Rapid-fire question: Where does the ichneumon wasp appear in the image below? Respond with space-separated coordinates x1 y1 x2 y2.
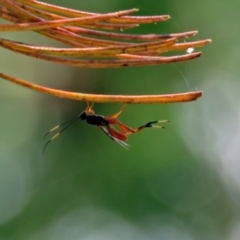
43 103 169 153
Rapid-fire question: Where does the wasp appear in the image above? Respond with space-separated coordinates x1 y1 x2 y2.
43 103 169 152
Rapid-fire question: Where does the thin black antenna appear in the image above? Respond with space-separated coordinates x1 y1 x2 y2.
43 117 79 154
44 117 78 140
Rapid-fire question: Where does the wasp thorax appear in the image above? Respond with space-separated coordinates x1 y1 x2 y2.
79 111 87 120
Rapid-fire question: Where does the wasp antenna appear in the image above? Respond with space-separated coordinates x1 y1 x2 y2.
44 125 60 140
44 117 78 140
43 134 59 155
43 117 79 154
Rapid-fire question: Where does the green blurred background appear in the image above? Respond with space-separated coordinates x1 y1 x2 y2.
1 0 240 239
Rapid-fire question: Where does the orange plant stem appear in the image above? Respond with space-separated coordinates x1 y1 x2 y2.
0 72 202 103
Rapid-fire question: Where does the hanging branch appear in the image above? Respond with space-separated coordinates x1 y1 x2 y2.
0 72 202 103
0 0 211 103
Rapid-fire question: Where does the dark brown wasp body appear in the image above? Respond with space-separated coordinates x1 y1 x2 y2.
43 103 168 152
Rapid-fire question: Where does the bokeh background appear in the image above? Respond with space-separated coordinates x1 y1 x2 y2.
1 0 240 239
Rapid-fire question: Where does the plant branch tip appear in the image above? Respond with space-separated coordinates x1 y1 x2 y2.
159 15 170 20
184 31 198 37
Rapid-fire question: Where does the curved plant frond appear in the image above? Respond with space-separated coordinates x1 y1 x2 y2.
0 72 202 103
0 0 211 103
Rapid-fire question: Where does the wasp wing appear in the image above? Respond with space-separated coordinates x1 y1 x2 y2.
98 126 129 149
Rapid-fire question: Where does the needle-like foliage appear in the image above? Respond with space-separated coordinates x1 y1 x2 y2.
0 0 211 103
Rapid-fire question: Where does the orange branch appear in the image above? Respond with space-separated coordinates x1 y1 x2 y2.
0 72 202 103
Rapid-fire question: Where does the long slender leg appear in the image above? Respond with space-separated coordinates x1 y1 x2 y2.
108 104 128 119
107 119 169 136
105 117 168 139
89 102 94 110
85 102 95 114
125 120 169 135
